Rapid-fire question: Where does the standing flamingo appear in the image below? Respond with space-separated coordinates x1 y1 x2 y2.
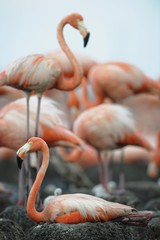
81 62 160 108
0 13 90 137
73 103 154 192
16 137 152 225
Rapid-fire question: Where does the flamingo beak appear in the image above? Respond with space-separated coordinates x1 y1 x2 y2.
84 32 90 47
17 155 23 169
78 20 90 47
16 142 33 169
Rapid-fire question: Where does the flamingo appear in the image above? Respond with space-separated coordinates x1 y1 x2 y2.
16 137 152 225
73 103 154 192
81 62 160 108
0 13 90 137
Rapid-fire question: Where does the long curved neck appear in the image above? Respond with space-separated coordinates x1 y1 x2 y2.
26 142 49 222
43 125 83 148
81 77 104 108
55 17 83 90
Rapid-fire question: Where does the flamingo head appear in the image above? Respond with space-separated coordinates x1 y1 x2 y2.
16 137 46 169
67 13 90 47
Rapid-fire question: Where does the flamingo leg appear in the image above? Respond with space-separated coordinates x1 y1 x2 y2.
17 164 25 206
25 92 30 139
98 151 109 192
118 148 126 192
35 93 42 137
25 92 33 199
106 151 114 182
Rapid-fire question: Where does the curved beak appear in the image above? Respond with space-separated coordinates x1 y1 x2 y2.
78 20 90 47
16 142 32 169
17 155 23 169
84 32 90 47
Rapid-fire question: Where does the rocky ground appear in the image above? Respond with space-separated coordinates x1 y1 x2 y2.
0 152 160 240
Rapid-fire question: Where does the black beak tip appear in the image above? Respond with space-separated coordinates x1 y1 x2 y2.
17 155 23 169
84 32 90 47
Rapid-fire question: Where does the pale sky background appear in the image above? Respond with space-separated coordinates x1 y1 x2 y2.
0 0 160 78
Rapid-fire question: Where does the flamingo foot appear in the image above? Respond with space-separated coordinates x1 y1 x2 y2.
119 211 153 227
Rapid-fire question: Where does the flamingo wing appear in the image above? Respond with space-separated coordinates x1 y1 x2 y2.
45 193 134 223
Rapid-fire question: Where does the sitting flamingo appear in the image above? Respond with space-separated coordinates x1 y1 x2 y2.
16 137 152 225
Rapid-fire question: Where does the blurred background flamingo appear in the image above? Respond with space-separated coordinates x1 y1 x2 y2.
73 103 154 193
80 62 160 109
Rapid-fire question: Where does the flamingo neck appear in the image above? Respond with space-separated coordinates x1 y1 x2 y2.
26 142 49 222
55 17 83 90
122 133 154 151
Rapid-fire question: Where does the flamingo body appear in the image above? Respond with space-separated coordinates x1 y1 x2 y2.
83 62 160 108
73 104 136 150
42 193 134 223
2 55 62 93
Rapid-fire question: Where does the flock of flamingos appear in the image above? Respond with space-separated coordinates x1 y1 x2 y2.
0 12 160 226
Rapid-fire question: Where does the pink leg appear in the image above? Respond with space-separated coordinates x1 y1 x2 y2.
118 149 126 192
35 93 42 137
97 151 109 192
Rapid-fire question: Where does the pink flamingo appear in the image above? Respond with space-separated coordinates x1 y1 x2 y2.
73 103 154 192
16 137 152 225
81 62 160 108
0 13 90 137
